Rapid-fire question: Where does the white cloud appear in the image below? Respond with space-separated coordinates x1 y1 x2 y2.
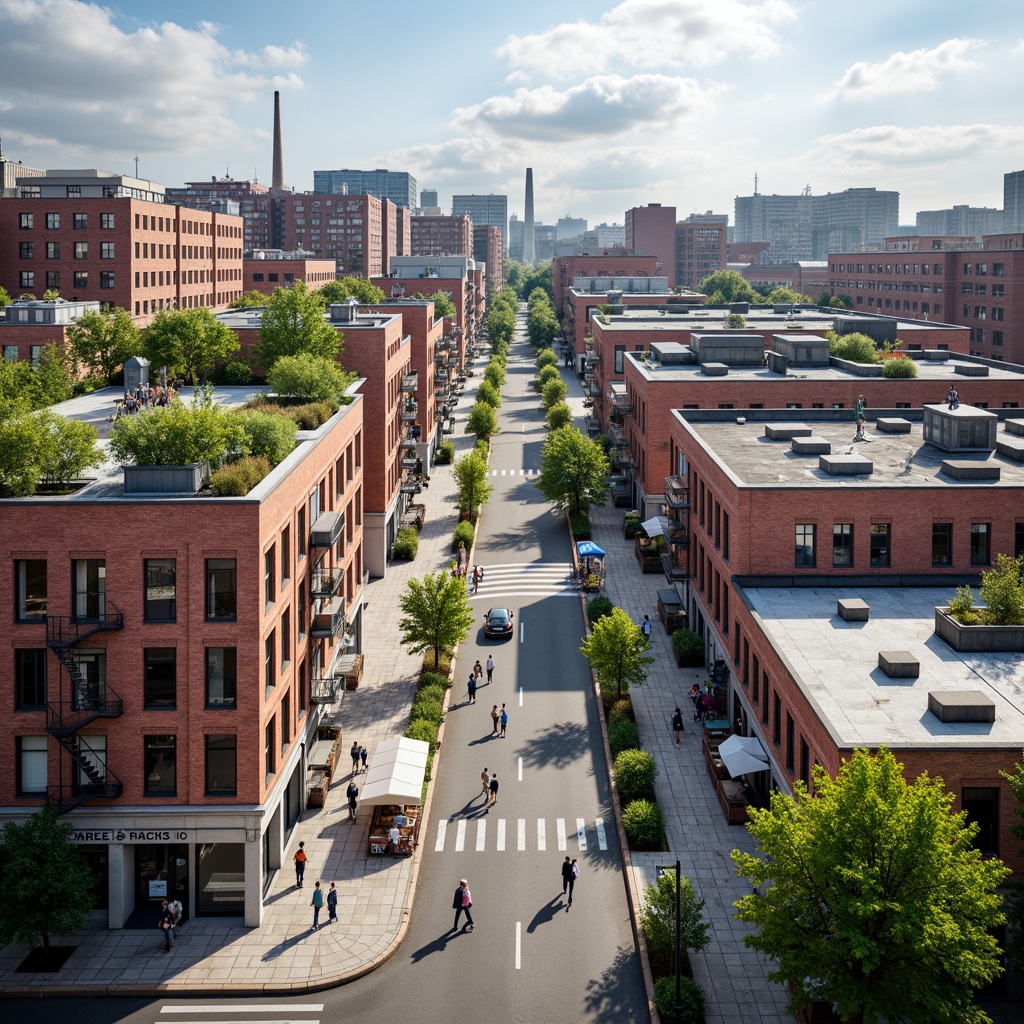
453 74 718 141
0 0 305 162
833 39 983 101
497 0 797 80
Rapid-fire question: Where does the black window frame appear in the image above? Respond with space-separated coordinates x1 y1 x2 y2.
870 523 891 568
795 523 816 568
143 647 177 710
205 558 237 621
205 647 237 709
970 523 991 566
205 734 237 796
143 558 177 623
932 523 953 567
15 648 48 711
143 734 177 796
833 523 853 568
14 559 47 622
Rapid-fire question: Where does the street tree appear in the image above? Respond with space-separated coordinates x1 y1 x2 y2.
318 278 386 306
252 282 341 371
476 379 501 408
1000 753 1024 969
142 306 240 385
545 401 572 430
732 746 1009 1024
541 376 568 410
398 570 475 669
487 304 516 349
535 425 609 515
639 870 711 958
0 803 96 959
452 450 492 520
466 400 498 441
229 289 271 308
580 606 654 699
66 307 141 384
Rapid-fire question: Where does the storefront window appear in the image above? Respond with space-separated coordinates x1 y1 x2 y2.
197 843 245 916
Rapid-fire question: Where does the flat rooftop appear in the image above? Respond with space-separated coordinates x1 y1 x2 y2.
743 585 1024 750
215 308 397 331
683 415 1024 488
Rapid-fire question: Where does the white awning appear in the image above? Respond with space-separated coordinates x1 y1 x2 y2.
717 733 770 778
357 736 430 805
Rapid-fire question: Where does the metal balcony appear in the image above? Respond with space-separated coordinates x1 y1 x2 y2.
614 446 636 469
660 551 691 585
311 595 346 639
311 676 343 705
400 372 418 392
310 568 343 599
436 370 450 382
401 402 419 421
399 435 418 450
608 390 634 414
434 351 446 363
607 425 626 447
401 452 419 470
401 478 423 495
664 475 690 510
310 510 344 548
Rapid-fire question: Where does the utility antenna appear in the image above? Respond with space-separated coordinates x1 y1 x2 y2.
134 154 139 177
753 172 759 196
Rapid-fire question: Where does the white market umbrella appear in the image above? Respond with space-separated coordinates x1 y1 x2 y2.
641 516 668 538
717 733 770 778
357 736 429 805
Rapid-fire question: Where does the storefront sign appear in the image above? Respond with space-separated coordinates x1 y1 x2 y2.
148 880 168 898
68 829 192 844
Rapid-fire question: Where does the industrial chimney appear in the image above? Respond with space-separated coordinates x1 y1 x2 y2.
523 167 536 266
272 91 284 193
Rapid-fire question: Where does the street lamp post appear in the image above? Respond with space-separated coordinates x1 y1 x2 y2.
657 860 684 1020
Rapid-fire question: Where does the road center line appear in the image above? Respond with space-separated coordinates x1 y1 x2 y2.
519 686 523 707
518 756 523 781
515 921 522 969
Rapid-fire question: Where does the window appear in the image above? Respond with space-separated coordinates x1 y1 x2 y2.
143 735 176 796
205 648 237 708
100 242 115 260
46 242 59 259
970 523 990 566
932 523 953 567
870 524 890 568
205 734 237 795
143 558 176 622
1016 523 1024 560
265 632 275 691
143 648 176 709
773 693 781 745
100 271 115 289
785 714 794 772
20 271 35 289
795 524 816 567
281 608 291 667
614 345 625 374
101 212 115 229
74 735 106 793
282 693 291 748
265 719 276 779
15 559 47 620
72 559 105 621
762 678 769 724
281 526 291 584
19 213 34 229
46 271 60 290
74 271 88 288
15 649 47 710
298 506 306 559
74 241 87 260
264 546 275 606
297 582 306 641
19 241 33 258
46 213 59 229
800 739 810 786
962 787 999 857
17 736 48 795
206 559 236 620
74 213 87 229
833 524 853 568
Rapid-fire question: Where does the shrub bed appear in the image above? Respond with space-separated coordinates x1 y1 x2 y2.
410 693 444 726
452 520 475 552
208 455 272 496
405 717 438 752
653 976 705 1024
622 798 666 850
570 512 592 539
586 595 614 624
608 718 641 757
614 748 658 802
607 698 634 724
419 670 452 691
435 440 455 464
392 526 419 560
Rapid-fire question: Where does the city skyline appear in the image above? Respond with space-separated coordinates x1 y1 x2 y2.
2 0 1024 228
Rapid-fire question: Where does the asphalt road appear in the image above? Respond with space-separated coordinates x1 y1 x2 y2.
3 318 648 1024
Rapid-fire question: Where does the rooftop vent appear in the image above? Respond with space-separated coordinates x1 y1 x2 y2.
927 690 995 723
819 453 873 476
922 404 997 453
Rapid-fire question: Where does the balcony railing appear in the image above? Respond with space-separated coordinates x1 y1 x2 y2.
310 510 344 548
664 475 690 510
310 568 343 599
399 435 418 449
608 390 634 414
401 402 419 421
400 372 418 392
311 595 346 639
311 676 343 705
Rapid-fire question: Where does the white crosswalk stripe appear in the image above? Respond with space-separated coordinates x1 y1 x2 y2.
497 818 506 851
576 818 588 851
468 561 576 601
537 818 546 851
517 818 526 851
455 819 467 852
435 820 447 852
476 819 486 851
556 817 567 851
491 468 539 476
596 817 608 851
430 817 606 854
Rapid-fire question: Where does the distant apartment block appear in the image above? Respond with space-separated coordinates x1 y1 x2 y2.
676 214 727 292
312 169 417 210
556 216 587 240
1004 170 1024 233
916 206 1004 240
243 251 336 295
625 205 678 286
473 225 503 294
451 194 508 251
734 193 812 263
410 215 474 258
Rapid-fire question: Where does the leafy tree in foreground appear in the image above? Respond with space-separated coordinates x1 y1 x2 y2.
0 285 11 306
466 400 498 441
267 352 351 402
318 277 386 306
427 289 456 320
142 306 240 385
66 307 141 384
0 803 96 957
1001 753 1024 969
580 607 653 699
36 411 105 487
640 870 711 957
229 289 271 308
398 571 475 669
476 379 501 408
252 282 341 371
697 269 759 305
535 425 609 516
732 746 1008 1024
452 450 492 520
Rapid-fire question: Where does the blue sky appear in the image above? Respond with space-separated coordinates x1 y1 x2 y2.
2 0 1024 228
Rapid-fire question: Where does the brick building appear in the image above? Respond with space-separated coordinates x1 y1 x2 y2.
827 234 1024 364
1 388 365 925
739 260 829 298
473 225 503 296
625 205 678 285
1 170 244 324
664 406 1024 872
552 254 658 316
410 215 474 259
243 251 336 296
0 298 100 363
676 214 728 291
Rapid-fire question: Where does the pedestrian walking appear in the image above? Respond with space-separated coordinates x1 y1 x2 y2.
360 744 368 773
453 879 474 931
468 673 477 703
569 858 579 905
158 899 175 952
490 705 500 735
310 880 324 930
672 707 685 745
327 882 338 924
169 896 183 929
488 772 499 806
486 657 495 684
500 704 508 737
294 841 307 888
689 683 701 721
481 767 490 798
346 779 358 821
473 659 483 681
351 740 361 774
561 856 574 898
641 614 652 639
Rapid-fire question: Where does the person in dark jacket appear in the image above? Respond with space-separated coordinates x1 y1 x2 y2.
672 707 685 745
453 879 474 931
561 856 574 901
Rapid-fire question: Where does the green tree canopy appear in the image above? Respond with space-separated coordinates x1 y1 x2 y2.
0 344 73 411
267 352 352 402
732 746 1009 1024
427 290 456 320
142 306 240 385
762 285 812 304
476 379 501 408
541 376 568 410
0 804 97 956
639 870 711 956
487 304 516 349
1001 753 1024 969
66 307 141 384
36 411 105 487
252 282 341 371
230 289 271 308
506 260 553 301
545 401 572 430
0 285 11 306
0 409 51 496
535 425 609 516
829 331 879 364
697 270 759 305
580 606 654 699
398 570 475 668
527 301 559 349
466 400 498 441
452 450 493 520
318 278 386 306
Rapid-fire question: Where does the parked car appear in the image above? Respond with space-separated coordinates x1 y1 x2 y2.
484 607 514 639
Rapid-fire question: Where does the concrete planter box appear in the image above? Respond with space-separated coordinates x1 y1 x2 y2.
934 607 1024 652
124 462 209 495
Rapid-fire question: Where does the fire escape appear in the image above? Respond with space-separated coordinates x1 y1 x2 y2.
45 604 125 812
309 510 347 705
662 475 692 590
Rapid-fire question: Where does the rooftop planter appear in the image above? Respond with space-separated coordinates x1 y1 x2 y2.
934 607 1024 653
936 555 1024 651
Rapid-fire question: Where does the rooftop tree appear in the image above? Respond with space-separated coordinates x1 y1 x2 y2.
252 281 341 371
142 306 240 385
65 306 141 384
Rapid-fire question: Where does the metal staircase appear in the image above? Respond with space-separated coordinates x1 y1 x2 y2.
45 604 125 812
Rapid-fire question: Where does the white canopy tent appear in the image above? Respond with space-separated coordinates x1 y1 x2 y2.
641 515 669 538
357 736 430 805
717 733 770 779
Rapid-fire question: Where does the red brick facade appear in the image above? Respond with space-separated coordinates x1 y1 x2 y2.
243 256 336 295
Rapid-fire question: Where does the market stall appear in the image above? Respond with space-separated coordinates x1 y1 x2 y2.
575 540 606 592
359 736 429 856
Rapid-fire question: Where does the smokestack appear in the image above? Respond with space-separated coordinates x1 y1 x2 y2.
272 91 284 193
523 167 535 266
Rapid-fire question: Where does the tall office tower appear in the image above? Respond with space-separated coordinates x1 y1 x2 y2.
523 169 536 266
734 192 813 262
915 206 1004 240
556 216 587 240
508 214 524 261
420 189 439 208
810 187 898 258
312 168 417 209
452 194 508 251
1004 170 1024 232
271 91 284 193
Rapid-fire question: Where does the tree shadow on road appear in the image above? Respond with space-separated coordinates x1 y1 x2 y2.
518 720 589 770
582 942 648 1023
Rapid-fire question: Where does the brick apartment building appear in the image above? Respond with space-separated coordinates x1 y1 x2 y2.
0 298 99 363
676 214 727 292
625 205 679 286
1 390 366 926
473 224 503 296
243 250 336 296
552 254 658 315
827 233 1024 364
663 405 1024 873
410 215 474 260
739 260 829 298
0 170 244 324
